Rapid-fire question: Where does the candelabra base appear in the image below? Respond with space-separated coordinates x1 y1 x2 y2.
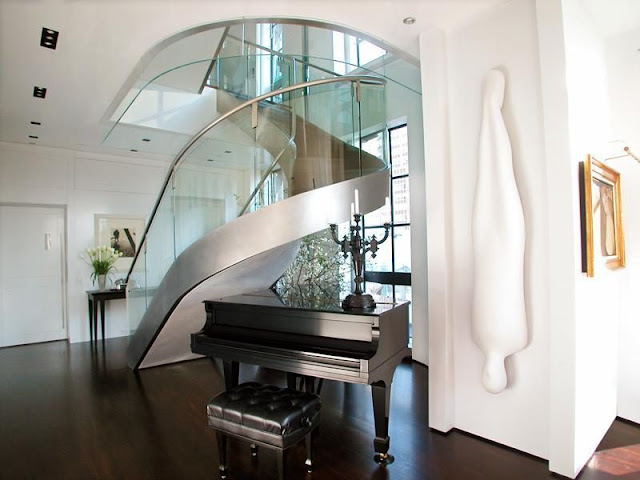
342 293 376 311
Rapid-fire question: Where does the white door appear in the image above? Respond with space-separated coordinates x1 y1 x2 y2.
0 205 66 347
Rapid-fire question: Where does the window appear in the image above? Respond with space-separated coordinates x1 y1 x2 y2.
357 39 386 67
270 24 284 88
333 32 386 74
362 124 411 311
256 23 285 101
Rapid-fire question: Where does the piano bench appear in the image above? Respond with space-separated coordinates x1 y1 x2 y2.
207 382 321 480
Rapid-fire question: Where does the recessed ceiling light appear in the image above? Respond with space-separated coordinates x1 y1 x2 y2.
403 17 416 25
40 27 59 50
224 150 232 154
29 135 38 139
33 86 47 99
130 149 138 152
30 121 41 125
142 138 150 142
207 159 214 162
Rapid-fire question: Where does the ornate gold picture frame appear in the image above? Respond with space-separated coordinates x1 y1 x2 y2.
580 155 625 277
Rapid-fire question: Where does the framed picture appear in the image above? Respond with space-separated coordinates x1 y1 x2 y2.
94 214 146 271
579 155 625 277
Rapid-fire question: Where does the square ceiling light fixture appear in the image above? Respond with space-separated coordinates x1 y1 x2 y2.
40 28 59 49
33 86 47 98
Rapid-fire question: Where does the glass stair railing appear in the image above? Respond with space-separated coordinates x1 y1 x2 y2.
106 57 388 369
103 54 389 156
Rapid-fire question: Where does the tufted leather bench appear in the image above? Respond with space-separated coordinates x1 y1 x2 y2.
207 382 321 479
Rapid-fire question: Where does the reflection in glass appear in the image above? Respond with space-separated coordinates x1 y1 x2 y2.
274 229 347 309
362 131 384 159
366 282 394 303
365 282 411 305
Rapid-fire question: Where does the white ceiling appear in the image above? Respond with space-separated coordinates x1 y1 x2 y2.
0 0 505 158
1 0 637 160
583 0 640 37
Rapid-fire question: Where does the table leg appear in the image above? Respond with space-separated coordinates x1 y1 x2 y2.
100 300 106 341
87 298 93 342
92 298 99 343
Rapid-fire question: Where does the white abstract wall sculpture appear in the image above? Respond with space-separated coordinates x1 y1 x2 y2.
471 69 528 394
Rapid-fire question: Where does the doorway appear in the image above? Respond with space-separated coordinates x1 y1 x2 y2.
0 205 67 347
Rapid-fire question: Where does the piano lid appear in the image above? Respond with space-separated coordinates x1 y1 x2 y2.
205 289 405 316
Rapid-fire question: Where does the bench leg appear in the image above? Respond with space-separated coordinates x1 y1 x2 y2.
216 431 228 479
305 432 314 472
277 448 287 480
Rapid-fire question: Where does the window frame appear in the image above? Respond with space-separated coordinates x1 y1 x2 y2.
362 123 411 303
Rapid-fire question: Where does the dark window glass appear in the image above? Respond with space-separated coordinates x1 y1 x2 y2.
363 124 411 309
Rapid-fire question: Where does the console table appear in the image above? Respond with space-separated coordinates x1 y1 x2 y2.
86 289 126 342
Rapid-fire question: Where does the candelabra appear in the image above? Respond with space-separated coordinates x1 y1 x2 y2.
330 214 391 310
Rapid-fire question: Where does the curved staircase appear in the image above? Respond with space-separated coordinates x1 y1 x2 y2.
117 71 389 369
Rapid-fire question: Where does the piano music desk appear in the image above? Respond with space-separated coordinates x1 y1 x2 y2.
192 292 410 465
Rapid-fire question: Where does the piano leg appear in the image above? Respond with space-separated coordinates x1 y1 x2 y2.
371 380 394 465
286 372 298 390
223 361 239 390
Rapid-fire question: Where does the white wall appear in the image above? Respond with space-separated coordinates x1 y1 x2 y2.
533 1 625 476
0 142 166 343
423 0 552 456
535 0 580 475
556 0 619 475
423 0 628 473
421 25 455 431
444 0 550 459
605 27 640 426
611 157 640 425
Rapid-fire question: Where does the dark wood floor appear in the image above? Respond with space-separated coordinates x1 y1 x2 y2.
1 338 639 480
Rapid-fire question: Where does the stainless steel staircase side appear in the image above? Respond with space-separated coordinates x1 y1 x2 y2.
128 170 389 369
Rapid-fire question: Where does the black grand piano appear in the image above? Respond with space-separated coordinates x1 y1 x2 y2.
191 290 410 464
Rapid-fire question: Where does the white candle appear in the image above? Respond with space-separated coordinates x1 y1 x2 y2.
354 189 360 214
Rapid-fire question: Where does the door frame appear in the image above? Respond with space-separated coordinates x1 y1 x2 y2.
0 202 68 341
